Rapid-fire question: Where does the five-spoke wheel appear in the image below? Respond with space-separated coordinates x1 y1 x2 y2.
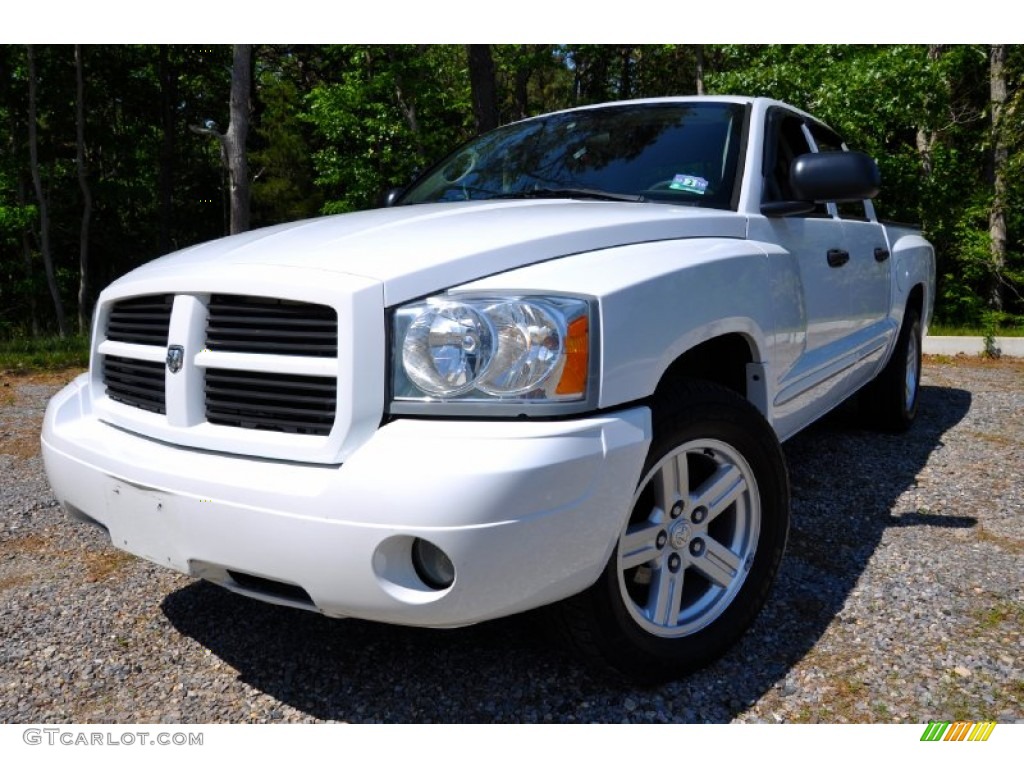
558 379 790 682
618 438 760 638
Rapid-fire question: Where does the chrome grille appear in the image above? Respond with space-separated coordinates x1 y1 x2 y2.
204 369 336 436
102 355 166 414
106 294 173 346
206 295 338 357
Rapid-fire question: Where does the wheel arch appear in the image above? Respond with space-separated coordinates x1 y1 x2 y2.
906 282 925 327
651 331 768 419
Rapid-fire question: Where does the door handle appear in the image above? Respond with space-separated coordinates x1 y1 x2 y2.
874 247 891 262
827 248 849 268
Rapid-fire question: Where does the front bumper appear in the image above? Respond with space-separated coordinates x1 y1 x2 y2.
42 374 651 627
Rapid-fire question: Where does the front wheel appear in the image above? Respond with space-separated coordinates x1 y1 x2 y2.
559 380 790 682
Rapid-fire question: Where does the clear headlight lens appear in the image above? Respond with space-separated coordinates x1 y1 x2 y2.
476 301 561 396
393 295 592 406
402 303 494 397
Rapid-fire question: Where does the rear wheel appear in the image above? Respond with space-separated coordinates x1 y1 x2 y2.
560 380 790 682
863 307 922 432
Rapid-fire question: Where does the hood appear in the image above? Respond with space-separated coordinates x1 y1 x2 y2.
120 200 747 306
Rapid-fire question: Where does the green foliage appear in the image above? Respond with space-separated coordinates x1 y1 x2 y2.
710 44 1022 324
305 45 472 213
0 203 34 242
250 47 325 225
0 44 1022 335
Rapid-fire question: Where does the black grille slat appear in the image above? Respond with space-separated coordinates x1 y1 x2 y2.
202 372 335 392
204 369 336 436
208 342 338 356
206 295 337 357
103 355 165 414
100 293 341 437
106 295 173 346
104 376 165 398
206 389 334 406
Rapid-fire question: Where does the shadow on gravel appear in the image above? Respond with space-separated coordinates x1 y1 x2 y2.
162 383 972 723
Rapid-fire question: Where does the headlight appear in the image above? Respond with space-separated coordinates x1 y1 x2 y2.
402 303 494 397
391 294 595 414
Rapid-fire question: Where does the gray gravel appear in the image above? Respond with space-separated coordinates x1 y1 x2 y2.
1 359 1021 723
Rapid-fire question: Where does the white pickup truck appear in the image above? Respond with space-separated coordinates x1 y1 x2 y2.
42 96 935 681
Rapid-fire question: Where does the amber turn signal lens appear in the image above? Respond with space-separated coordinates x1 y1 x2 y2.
556 315 589 396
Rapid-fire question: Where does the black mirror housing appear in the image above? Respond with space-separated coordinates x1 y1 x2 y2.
790 151 881 203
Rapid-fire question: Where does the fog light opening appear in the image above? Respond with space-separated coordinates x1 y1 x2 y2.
411 538 455 590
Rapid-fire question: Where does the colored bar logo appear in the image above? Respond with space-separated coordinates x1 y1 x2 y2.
921 720 996 741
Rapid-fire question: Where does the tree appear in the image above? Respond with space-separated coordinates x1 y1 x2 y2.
26 44 68 337
191 44 253 234
989 45 1008 312
249 45 326 227
467 44 499 133
695 45 705 95
75 44 93 333
0 47 39 335
305 45 471 213
1 43 1022 336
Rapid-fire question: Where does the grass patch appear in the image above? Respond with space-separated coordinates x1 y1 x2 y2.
83 549 136 582
0 430 42 460
974 599 1024 631
0 533 134 584
0 334 90 373
929 323 1024 337
0 534 50 556
975 525 1024 555
965 430 1021 448
0 574 32 590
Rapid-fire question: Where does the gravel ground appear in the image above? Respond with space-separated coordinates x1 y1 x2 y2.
1 358 1021 724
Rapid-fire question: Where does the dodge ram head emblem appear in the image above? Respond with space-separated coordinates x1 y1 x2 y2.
166 345 184 374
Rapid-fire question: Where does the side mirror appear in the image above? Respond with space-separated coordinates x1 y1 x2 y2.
380 187 405 208
790 151 881 203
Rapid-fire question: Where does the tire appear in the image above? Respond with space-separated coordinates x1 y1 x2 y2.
559 380 790 683
863 307 922 433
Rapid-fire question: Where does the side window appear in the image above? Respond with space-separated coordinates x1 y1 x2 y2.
764 114 810 201
763 112 828 216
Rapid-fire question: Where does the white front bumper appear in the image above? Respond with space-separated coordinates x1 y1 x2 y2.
42 374 651 627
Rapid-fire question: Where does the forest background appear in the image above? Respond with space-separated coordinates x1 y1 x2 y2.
1 43 1021 339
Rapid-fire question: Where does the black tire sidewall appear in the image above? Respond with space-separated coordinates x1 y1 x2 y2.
588 383 790 680
866 306 922 432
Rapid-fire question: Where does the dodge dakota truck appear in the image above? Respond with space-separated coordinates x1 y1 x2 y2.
42 96 935 680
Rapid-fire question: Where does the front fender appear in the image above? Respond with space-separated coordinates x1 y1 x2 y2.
451 237 777 409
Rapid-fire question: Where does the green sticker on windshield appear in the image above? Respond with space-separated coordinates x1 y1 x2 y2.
669 174 709 195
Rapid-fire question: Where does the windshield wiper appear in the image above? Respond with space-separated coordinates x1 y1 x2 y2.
493 187 645 203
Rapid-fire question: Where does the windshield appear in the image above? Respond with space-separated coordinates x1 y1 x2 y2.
400 102 747 210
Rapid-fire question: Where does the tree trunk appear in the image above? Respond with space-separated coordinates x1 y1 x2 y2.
158 45 177 253
16 173 40 337
392 78 423 156
513 46 532 122
915 45 945 178
467 44 500 133
191 45 252 235
988 44 1007 312
619 47 633 100
383 47 426 159
75 44 93 334
224 44 252 235
695 45 705 96
27 44 68 337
